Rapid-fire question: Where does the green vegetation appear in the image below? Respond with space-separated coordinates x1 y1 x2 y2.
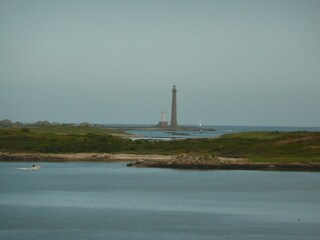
219 131 320 163
24 124 123 135
1 127 320 164
0 126 131 153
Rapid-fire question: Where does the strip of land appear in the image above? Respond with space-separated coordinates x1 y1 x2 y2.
0 152 171 162
1 152 320 171
127 155 320 171
1 125 320 171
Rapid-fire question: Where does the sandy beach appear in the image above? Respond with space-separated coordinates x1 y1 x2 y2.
0 152 171 162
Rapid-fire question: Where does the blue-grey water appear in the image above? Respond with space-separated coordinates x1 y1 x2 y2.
1 162 320 240
121 125 320 140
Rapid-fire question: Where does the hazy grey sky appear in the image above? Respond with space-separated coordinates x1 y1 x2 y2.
1 0 319 126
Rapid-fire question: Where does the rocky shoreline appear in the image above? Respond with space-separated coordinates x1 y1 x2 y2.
1 152 319 171
128 154 320 171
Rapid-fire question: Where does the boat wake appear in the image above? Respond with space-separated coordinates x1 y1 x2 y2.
15 166 41 170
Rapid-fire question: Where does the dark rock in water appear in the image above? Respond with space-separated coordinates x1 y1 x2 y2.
171 132 190 136
127 162 135 167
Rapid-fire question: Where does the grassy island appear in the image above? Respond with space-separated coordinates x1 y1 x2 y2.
1 125 320 170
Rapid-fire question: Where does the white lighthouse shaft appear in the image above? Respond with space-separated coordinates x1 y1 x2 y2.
161 111 166 122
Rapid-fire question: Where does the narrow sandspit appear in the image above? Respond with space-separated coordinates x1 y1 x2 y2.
0 152 171 162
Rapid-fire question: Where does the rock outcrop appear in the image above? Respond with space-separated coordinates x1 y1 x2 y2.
127 154 241 169
127 154 320 171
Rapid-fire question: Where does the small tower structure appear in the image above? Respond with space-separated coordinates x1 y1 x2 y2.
157 110 168 127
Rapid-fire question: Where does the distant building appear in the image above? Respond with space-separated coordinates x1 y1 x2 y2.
0 119 23 127
157 110 168 127
170 85 178 128
156 85 178 129
0 119 14 127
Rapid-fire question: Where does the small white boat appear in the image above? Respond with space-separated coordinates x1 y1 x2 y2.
31 165 41 170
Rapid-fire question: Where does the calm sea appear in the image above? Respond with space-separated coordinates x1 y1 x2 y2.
1 162 319 240
118 125 320 140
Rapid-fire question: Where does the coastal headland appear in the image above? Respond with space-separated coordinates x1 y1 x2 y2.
1 122 320 171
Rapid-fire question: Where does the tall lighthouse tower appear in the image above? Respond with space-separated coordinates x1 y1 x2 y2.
170 85 178 128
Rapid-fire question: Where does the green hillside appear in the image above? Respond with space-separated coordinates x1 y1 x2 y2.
1 127 320 164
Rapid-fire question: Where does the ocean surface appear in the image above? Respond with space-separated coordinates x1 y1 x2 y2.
1 162 320 240
112 125 320 140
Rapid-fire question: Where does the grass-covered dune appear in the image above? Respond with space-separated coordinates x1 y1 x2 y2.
0 126 130 153
218 131 320 163
1 126 320 164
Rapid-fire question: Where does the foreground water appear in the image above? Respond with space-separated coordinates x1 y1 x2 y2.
1 162 320 240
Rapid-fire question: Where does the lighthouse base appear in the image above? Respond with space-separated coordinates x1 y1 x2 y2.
157 121 168 127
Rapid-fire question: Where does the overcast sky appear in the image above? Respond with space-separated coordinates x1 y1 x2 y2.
1 0 319 126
